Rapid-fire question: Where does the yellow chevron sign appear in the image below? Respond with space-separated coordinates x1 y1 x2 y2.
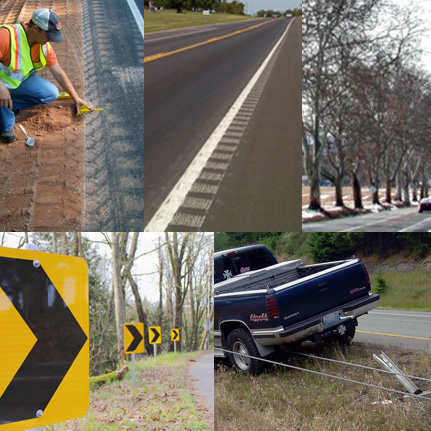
0 246 89 431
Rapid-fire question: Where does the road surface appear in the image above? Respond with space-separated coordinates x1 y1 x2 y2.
189 352 214 412
145 18 301 231
356 310 431 353
303 207 431 232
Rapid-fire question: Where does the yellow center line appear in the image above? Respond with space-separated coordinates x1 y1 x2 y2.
358 330 431 342
144 20 275 63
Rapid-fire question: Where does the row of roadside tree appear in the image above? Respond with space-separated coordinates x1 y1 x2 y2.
303 0 431 211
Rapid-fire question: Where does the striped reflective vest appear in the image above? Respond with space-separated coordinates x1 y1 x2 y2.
0 24 51 89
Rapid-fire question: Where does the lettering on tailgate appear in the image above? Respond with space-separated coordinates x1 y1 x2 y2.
250 313 269 322
349 286 366 295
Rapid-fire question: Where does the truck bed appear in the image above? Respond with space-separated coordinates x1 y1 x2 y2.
214 259 346 295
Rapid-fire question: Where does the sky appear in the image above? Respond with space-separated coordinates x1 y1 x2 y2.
387 0 431 72
244 0 301 15
413 0 431 71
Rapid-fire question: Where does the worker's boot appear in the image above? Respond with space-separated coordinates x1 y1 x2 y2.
1 129 16 143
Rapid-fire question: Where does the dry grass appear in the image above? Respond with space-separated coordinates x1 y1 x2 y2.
215 343 431 431
145 9 257 33
45 352 210 431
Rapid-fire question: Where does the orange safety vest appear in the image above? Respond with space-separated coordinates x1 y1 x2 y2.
0 23 50 89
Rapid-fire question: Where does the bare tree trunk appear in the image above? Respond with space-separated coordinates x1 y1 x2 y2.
352 171 363 209
385 178 392 204
165 232 193 353
52 233 58 254
112 233 126 368
335 180 344 207
60 233 69 255
158 242 164 328
72 233 82 257
403 167 411 206
127 274 151 355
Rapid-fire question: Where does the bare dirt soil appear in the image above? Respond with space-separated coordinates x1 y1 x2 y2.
0 0 86 231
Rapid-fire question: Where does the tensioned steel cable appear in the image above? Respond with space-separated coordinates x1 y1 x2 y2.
290 350 431 384
215 348 431 401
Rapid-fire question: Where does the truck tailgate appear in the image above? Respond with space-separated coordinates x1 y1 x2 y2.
275 260 370 327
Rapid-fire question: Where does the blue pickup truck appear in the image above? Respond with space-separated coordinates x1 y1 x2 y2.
214 247 379 375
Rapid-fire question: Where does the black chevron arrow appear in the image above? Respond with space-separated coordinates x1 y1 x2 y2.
172 329 179 341
0 256 88 425
150 327 161 343
125 324 143 352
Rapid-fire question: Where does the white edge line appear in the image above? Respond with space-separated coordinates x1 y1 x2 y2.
370 311 431 319
145 19 294 232
398 217 431 232
126 0 145 41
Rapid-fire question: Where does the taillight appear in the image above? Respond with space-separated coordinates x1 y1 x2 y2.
362 263 370 283
266 296 279 320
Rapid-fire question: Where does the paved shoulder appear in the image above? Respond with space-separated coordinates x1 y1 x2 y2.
189 351 214 411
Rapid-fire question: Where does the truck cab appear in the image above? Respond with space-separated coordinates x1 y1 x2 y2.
214 244 277 284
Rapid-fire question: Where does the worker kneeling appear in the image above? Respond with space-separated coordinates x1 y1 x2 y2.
0 9 93 143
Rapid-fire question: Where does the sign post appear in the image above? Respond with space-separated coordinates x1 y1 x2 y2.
124 323 145 386
132 353 136 386
0 246 89 431
149 326 161 365
203 319 213 350
171 329 180 356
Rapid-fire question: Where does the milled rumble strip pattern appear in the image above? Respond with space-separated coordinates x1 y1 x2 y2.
144 19 294 232
167 83 267 229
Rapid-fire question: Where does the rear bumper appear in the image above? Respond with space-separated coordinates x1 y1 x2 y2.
252 293 379 346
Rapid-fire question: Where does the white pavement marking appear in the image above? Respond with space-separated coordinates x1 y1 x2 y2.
370 311 431 319
398 217 431 232
338 210 414 232
145 20 293 232
126 0 145 41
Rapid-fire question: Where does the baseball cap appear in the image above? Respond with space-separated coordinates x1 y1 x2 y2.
31 9 64 43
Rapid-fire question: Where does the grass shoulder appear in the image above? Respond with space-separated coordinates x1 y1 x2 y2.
45 351 210 430
369 270 431 312
215 343 431 431
145 9 260 33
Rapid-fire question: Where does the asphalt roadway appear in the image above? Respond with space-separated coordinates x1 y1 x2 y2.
144 18 301 231
356 310 431 353
303 207 431 232
190 352 214 412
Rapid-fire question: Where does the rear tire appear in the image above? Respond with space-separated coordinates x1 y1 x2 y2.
335 325 356 345
227 328 265 375
324 325 356 346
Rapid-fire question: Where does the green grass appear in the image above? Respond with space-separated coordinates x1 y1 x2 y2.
371 271 431 311
45 351 210 431
215 344 431 431
144 9 259 33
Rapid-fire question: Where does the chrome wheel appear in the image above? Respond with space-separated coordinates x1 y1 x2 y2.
232 341 250 371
